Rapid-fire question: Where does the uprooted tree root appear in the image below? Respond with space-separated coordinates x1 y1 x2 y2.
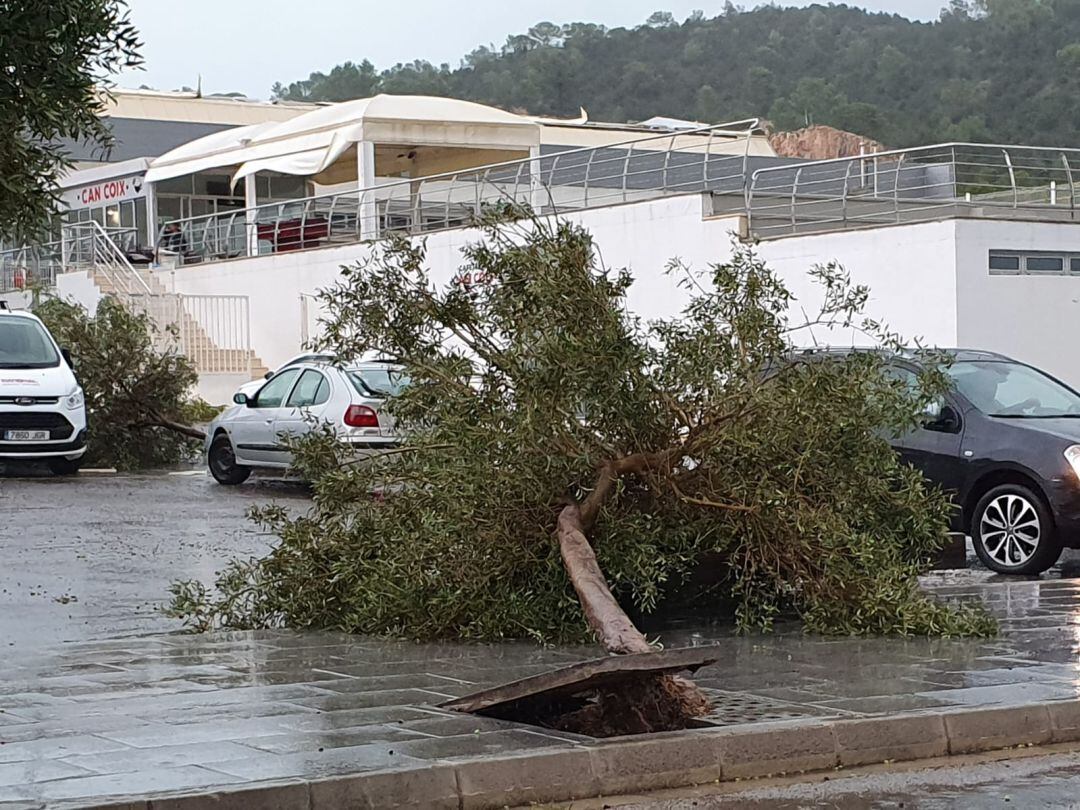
551 673 711 737
478 672 710 738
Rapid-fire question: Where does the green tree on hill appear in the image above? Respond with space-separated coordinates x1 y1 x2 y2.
271 1 1080 148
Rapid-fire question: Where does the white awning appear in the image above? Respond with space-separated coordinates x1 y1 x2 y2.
144 121 278 183
145 95 540 186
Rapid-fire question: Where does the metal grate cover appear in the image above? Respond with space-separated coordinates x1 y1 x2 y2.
697 688 838 726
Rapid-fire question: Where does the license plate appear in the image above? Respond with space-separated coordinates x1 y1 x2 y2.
4 430 49 441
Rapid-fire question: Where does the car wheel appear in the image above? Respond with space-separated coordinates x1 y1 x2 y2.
972 484 1061 575
208 434 250 485
47 458 81 476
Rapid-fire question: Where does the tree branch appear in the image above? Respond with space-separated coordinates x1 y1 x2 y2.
129 418 206 440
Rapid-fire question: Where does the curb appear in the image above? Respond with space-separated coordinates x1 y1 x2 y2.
75 699 1080 810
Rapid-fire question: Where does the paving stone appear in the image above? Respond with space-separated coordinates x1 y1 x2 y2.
60 741 264 774
237 725 429 755
309 765 459 809
395 712 525 737
588 732 721 793
202 745 427 782
26 765 241 803
454 747 599 808
393 729 573 761
0 735 135 764
713 722 838 779
144 780 310 810
98 717 306 748
286 689 456 712
274 706 433 732
834 714 948 766
1048 699 1080 742
0 758 96 787
945 704 1054 753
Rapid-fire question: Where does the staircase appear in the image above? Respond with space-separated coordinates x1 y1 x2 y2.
88 266 268 379
69 223 269 387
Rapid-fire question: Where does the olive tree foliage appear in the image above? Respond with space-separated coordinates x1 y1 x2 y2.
170 216 994 641
34 296 207 470
0 1 141 241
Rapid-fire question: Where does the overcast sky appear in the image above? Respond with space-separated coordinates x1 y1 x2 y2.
118 0 948 100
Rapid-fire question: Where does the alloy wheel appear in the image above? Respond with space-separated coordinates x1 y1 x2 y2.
980 493 1041 568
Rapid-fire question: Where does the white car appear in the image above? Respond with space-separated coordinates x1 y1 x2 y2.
0 302 87 475
205 360 406 484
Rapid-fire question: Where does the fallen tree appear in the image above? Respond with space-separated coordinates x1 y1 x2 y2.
169 215 994 731
34 296 209 469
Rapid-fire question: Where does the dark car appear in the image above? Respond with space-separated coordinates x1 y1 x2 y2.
880 350 1080 575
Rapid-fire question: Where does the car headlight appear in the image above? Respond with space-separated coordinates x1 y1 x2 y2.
1066 445 1080 481
64 388 84 410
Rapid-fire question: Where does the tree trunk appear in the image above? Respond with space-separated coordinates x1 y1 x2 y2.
555 458 712 726
557 503 652 654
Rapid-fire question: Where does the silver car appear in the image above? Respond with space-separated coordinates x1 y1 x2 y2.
206 360 406 485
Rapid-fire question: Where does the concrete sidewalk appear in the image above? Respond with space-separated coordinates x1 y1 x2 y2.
1 575 1079 808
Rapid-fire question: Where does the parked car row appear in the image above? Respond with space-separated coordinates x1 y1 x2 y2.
211 348 1080 576
3 301 1075 579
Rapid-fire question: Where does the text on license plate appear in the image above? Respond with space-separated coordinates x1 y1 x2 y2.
4 430 49 441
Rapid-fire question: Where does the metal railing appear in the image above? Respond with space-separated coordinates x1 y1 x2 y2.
0 241 64 291
65 222 151 295
125 292 253 375
157 120 761 265
746 143 1080 238
0 224 145 293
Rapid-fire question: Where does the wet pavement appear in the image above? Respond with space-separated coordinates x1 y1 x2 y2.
4 470 1080 806
0 467 306 649
615 747 1080 808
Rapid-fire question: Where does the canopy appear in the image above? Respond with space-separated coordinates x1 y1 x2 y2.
145 95 541 186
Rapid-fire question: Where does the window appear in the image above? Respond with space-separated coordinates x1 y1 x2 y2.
989 250 1080 276
1025 256 1063 273
252 368 300 408
947 361 1080 418
0 318 60 369
286 370 329 408
348 367 410 397
988 253 1020 273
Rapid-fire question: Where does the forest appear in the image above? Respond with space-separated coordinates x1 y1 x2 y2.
270 1 1080 149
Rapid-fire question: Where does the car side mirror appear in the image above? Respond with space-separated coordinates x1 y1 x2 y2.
233 392 249 406
264 370 274 380
924 403 961 433
60 347 73 367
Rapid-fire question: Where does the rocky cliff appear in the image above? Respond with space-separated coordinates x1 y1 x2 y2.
768 125 886 160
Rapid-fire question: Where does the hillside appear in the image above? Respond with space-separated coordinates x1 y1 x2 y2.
271 1 1080 149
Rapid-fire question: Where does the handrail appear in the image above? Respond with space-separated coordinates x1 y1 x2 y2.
746 142 1080 239
163 118 760 242
65 221 151 294
750 140 1080 181
156 119 761 265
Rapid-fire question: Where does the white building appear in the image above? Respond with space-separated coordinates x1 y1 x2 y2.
5 94 1077 402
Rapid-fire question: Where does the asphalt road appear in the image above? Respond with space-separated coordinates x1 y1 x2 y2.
613 747 1080 808
0 464 308 650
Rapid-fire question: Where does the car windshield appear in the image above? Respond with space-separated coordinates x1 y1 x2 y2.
347 367 409 397
947 360 1080 418
0 318 60 369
